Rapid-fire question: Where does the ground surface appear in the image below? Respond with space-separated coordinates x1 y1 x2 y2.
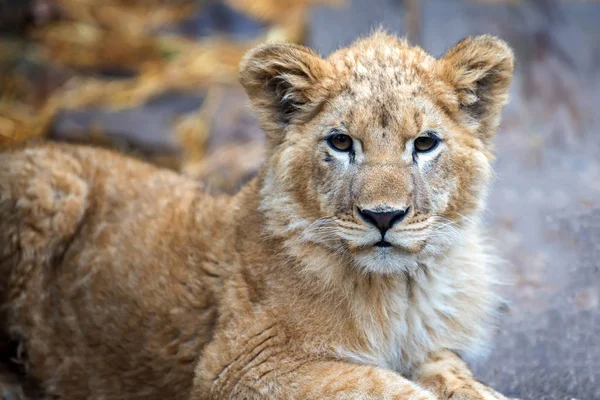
309 1 600 399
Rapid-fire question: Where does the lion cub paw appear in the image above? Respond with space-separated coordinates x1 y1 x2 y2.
446 381 518 400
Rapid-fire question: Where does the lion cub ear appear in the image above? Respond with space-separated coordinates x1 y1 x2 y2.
437 35 514 140
239 42 331 141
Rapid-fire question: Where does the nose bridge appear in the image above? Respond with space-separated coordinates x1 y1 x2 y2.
357 163 412 210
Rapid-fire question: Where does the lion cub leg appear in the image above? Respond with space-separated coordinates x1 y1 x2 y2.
193 322 435 400
413 350 513 400
277 360 437 400
199 358 436 400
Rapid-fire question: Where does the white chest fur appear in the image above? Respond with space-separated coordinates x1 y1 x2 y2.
340 236 500 375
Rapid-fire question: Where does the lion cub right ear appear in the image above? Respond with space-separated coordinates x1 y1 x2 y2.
239 42 332 141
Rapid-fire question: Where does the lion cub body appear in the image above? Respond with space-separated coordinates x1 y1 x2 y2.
0 145 227 398
1 32 514 400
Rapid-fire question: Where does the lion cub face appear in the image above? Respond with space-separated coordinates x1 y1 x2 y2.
241 33 514 273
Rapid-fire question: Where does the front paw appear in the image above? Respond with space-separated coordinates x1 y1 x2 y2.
446 381 518 400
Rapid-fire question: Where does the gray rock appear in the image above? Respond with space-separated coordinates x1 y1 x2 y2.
307 0 407 56
163 1 266 40
50 91 205 155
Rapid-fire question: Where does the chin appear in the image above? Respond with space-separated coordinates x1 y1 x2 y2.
353 246 420 274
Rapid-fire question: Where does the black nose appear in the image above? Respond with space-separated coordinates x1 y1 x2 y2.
358 207 409 234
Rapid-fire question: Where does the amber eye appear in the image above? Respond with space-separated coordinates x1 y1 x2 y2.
414 133 440 153
327 133 353 152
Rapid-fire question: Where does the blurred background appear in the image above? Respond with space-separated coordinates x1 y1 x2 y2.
0 1 598 399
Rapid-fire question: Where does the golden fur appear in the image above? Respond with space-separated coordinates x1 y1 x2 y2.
0 32 514 399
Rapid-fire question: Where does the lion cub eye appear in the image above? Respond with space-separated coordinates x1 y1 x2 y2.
414 133 440 153
327 133 353 152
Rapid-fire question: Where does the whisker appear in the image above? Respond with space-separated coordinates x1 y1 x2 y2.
335 221 369 232
457 213 478 226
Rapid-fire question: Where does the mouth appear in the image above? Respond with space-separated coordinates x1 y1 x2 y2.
374 240 392 248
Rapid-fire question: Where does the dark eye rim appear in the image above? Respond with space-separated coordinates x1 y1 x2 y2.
414 131 441 153
325 131 354 152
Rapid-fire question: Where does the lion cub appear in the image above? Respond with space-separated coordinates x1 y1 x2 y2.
0 32 514 399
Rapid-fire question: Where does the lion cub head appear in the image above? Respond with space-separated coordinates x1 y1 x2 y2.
240 32 514 274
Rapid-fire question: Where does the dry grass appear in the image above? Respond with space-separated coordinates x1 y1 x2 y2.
0 0 339 185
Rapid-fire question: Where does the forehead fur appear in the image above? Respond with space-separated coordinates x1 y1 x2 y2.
307 33 452 154
328 32 436 90
321 33 454 134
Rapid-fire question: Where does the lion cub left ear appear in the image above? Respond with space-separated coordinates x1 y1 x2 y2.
239 42 332 141
437 35 514 139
